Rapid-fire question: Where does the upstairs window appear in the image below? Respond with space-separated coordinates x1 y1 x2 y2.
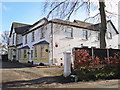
25 35 27 44
13 33 14 44
32 32 35 41
82 30 88 39
66 28 73 37
41 27 45 38
96 32 100 41
107 32 112 39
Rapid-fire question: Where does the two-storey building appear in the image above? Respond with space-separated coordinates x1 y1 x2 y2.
8 18 119 65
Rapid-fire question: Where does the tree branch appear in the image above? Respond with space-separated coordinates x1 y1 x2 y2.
47 1 66 19
84 13 100 21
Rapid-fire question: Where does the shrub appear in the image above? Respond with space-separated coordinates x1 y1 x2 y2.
72 49 120 81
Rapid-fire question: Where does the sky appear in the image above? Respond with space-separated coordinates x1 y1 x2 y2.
0 0 119 41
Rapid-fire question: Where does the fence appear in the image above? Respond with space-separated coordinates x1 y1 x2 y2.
72 47 120 68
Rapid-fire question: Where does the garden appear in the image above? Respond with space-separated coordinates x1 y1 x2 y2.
71 49 120 81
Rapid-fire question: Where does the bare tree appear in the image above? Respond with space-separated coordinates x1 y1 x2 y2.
44 0 118 48
0 31 9 54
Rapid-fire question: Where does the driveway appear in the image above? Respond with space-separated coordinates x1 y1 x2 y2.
1 61 120 89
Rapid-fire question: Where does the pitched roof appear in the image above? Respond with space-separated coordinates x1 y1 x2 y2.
33 40 49 46
50 19 98 31
19 45 30 49
9 22 32 37
22 17 48 35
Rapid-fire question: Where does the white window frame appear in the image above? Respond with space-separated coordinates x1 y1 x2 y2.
34 46 37 58
32 32 35 41
107 32 112 39
24 49 27 59
82 30 88 39
25 35 27 44
96 32 100 41
41 46 45 58
66 27 73 37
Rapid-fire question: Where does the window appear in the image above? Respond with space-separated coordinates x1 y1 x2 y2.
96 32 100 41
107 32 112 39
24 50 27 58
41 28 45 38
34 46 37 58
31 50 33 59
20 50 21 59
13 33 14 44
25 35 27 44
32 32 35 41
82 30 88 39
66 28 73 37
41 46 45 58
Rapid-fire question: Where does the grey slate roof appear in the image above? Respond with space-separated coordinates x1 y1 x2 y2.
19 45 30 49
9 22 32 37
33 40 49 46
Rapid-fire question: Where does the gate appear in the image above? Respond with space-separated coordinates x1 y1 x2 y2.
63 51 71 77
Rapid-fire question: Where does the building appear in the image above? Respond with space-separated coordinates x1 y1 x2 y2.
8 18 119 65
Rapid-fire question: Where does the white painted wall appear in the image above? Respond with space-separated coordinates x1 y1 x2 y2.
9 28 15 46
9 19 118 65
106 22 118 49
52 22 118 65
52 23 100 65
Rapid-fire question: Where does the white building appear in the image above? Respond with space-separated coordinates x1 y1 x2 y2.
8 18 119 65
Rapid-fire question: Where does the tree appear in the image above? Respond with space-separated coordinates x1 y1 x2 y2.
44 0 117 48
0 31 9 55
99 0 107 48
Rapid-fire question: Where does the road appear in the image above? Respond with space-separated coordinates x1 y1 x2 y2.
1 61 120 89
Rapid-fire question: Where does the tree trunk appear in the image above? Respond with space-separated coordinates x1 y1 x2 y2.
99 0 107 49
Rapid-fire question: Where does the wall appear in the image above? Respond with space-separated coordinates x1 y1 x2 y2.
52 22 118 65
22 23 52 65
106 22 118 49
19 49 29 63
33 44 49 64
52 23 100 65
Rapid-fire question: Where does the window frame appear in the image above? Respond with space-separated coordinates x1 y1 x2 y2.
19 49 21 59
107 32 112 39
32 31 35 42
96 32 100 41
82 30 88 40
25 35 27 44
34 46 37 59
24 49 27 59
41 27 45 38
41 46 45 58
66 27 73 38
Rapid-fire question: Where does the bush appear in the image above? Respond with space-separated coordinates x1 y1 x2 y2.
72 49 120 81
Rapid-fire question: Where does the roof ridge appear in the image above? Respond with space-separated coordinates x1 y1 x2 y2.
12 22 31 26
